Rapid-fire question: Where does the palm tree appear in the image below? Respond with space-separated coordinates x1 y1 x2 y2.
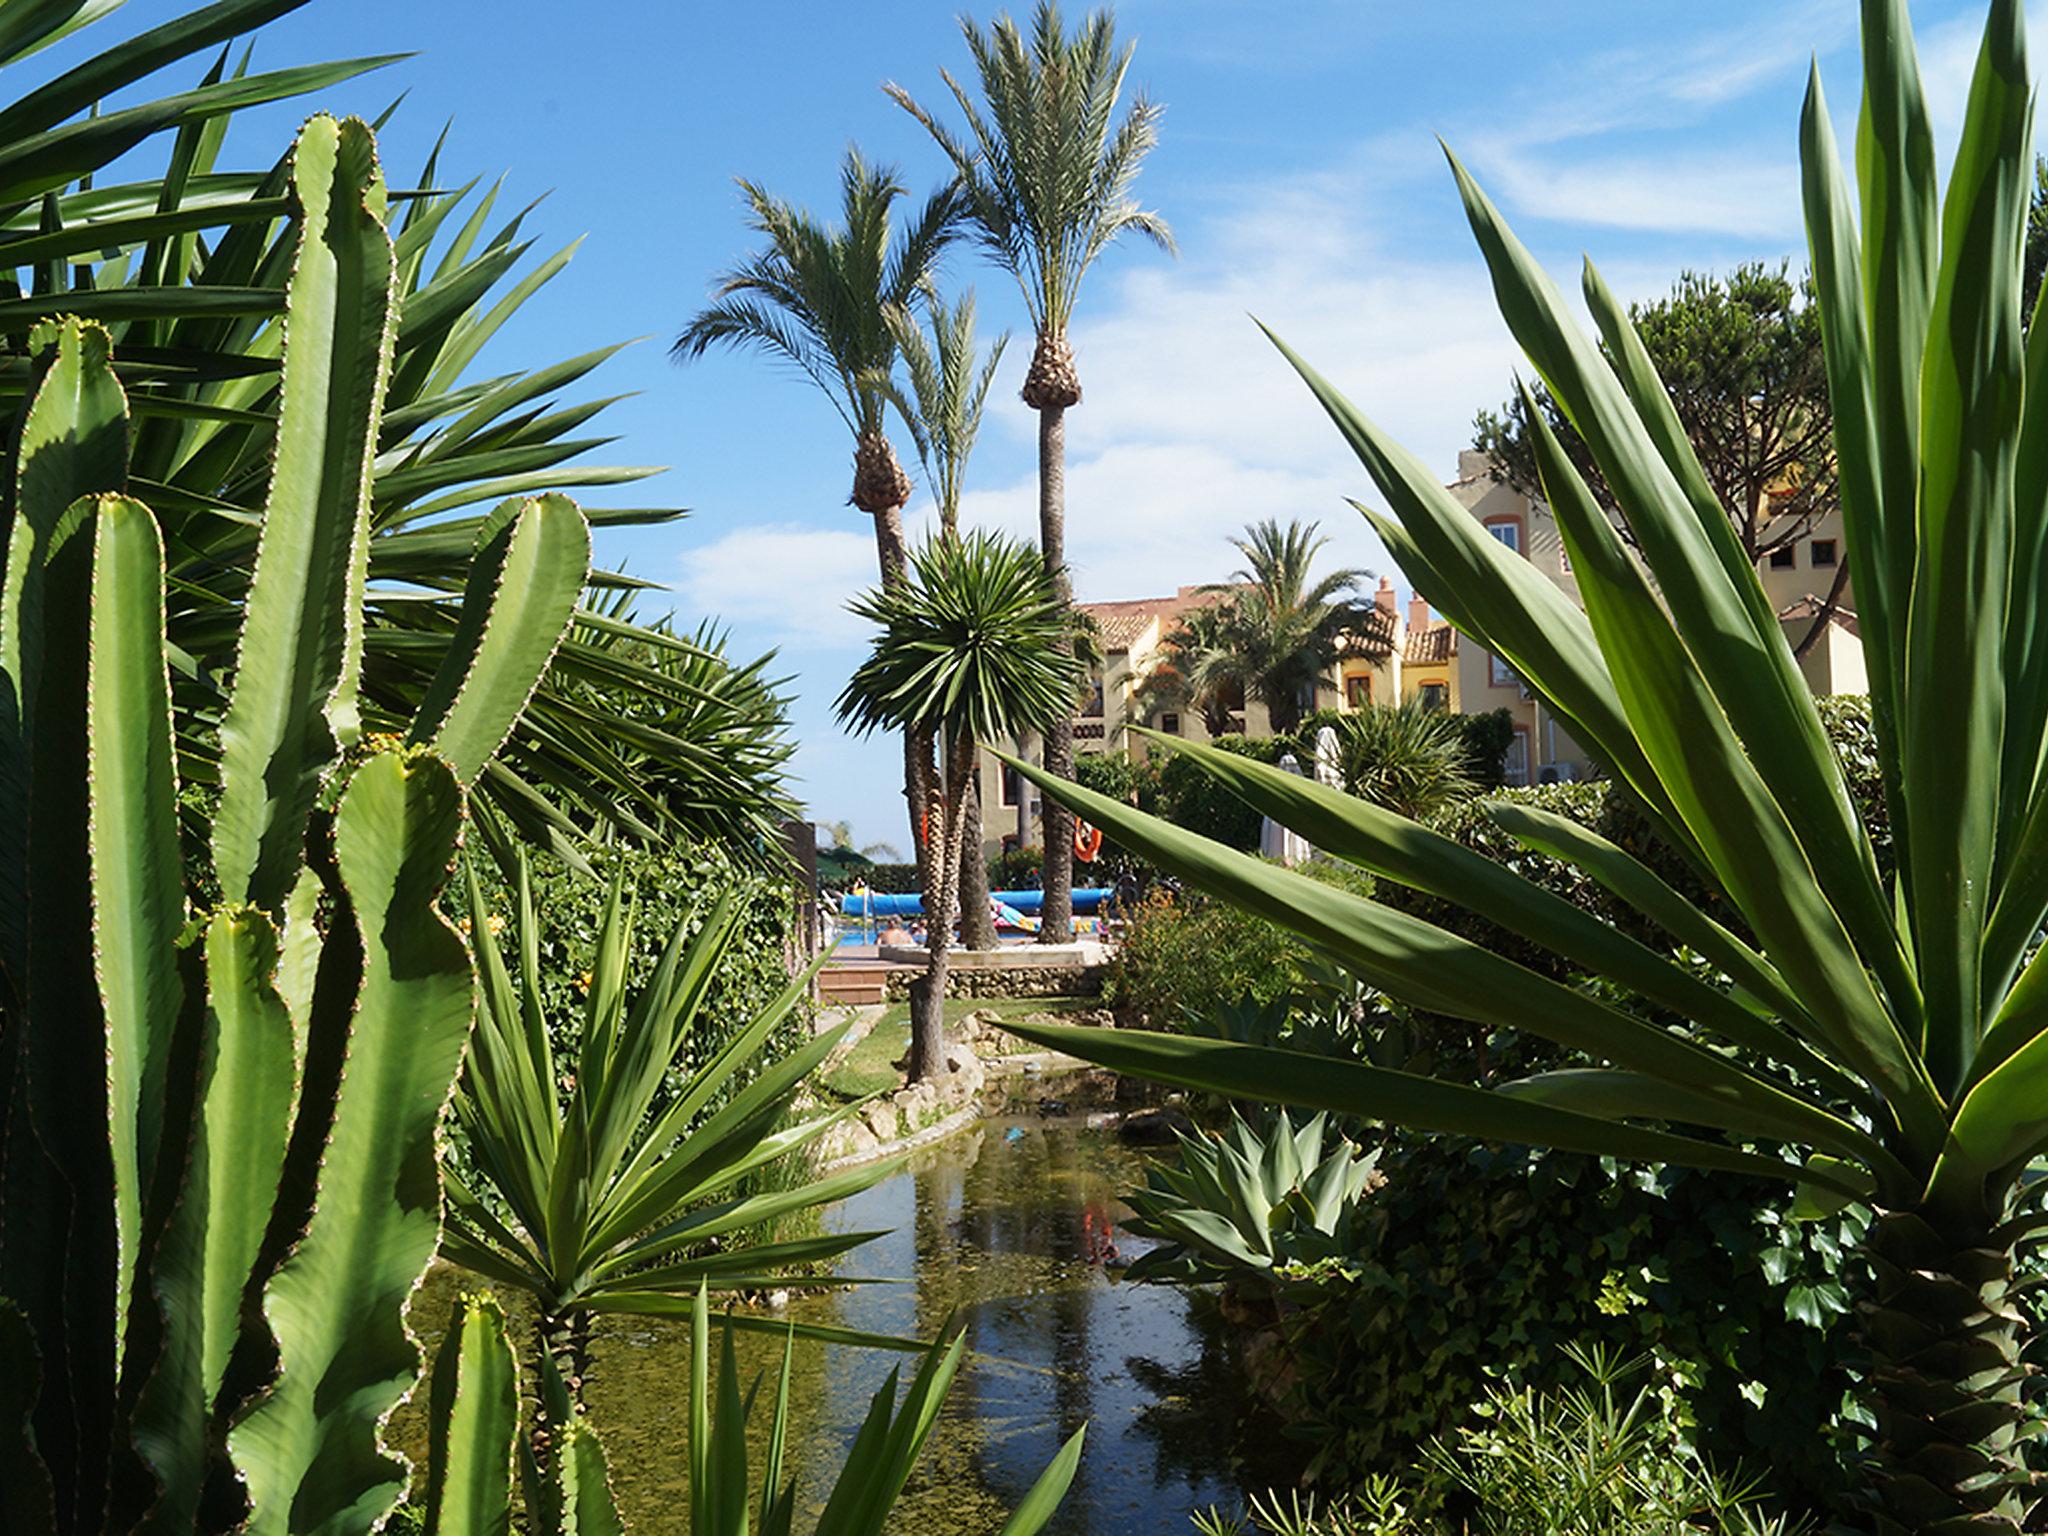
676 148 958 865
889 1 1173 942
1216 518 1376 735
1135 603 1250 738
1002 3 2048 1527
882 284 1011 947
839 531 1082 1080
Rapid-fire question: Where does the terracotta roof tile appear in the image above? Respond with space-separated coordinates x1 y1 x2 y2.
1404 621 1457 664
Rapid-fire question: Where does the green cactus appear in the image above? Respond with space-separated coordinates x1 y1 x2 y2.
0 110 594 1536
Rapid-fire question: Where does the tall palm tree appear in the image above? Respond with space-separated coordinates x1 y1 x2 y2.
882 284 1011 947
839 531 1082 1081
1002 3 2048 1527
889 1 1173 942
676 149 958 861
1216 518 1375 735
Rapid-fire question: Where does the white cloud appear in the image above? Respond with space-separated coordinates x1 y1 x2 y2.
672 522 907 649
955 442 1392 601
1468 149 1802 240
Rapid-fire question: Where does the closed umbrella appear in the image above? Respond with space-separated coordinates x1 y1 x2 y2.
1260 754 1312 866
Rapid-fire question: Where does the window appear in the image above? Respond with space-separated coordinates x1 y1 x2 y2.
1768 545 1797 569
1489 649 1518 689
1082 673 1105 719
1159 711 1180 735
1503 729 1530 787
1418 681 1449 712
1000 762 1022 809
1344 673 1372 707
1483 516 1522 554
1810 538 1837 568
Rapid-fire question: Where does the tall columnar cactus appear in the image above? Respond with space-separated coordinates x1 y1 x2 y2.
0 113 594 1536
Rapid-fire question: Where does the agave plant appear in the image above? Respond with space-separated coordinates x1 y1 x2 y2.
0 115 593 1535
1122 1110 1380 1288
443 845 903 1446
1000 1 2048 1528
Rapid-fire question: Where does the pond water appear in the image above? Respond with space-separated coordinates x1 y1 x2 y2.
513 1075 1297 1534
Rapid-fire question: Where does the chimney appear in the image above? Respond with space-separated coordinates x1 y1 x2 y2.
1374 575 1397 616
1408 593 1432 632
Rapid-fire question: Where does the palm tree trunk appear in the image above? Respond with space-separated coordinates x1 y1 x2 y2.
908 730 974 1082
865 484 936 903
958 770 997 951
1856 1205 2031 1533
1036 399 1076 944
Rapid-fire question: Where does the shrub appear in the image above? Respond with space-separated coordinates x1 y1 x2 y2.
989 843 1043 889
1105 859 1375 1026
469 839 809 1094
1273 1135 1869 1517
1156 733 1291 850
854 860 923 894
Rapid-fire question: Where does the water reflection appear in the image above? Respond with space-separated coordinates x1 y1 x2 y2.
408 1083 1297 1534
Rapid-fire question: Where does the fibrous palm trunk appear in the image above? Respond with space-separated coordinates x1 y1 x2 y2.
907 730 974 1082
1856 1206 2034 1534
958 772 998 951
853 433 936 902
1025 329 1081 945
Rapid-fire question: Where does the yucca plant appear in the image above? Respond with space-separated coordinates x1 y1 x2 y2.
878 281 1009 947
1122 1109 1380 1288
1329 700 1479 821
0 0 795 857
837 529 1085 1081
997 2 2048 1528
442 844 904 1454
0 114 598 1534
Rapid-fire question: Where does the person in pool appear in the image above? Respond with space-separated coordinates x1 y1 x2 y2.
878 919 915 947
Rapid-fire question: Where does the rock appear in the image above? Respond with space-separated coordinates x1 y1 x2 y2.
1117 1106 1197 1145
1038 1097 1069 1117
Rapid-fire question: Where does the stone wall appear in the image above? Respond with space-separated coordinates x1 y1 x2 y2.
882 960 1105 1002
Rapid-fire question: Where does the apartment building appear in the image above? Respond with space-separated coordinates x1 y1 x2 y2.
979 448 1864 852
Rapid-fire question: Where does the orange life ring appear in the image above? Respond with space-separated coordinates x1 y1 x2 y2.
1074 819 1104 862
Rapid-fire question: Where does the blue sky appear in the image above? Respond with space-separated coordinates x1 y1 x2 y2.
57 0 2029 850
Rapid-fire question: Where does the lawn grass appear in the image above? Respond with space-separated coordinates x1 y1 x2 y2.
817 996 1096 1103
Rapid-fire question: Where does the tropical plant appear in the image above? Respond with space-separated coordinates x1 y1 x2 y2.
686 1288 1085 1536
0 0 791 858
1001 2 2048 1526
1137 601 1252 738
417 1280 1087 1536
0 116 591 1535
1214 518 1378 735
880 283 1010 947
677 147 959 908
889 0 1173 942
1330 700 1479 820
1122 1110 1380 1287
838 529 1084 1079
444 845 903 1460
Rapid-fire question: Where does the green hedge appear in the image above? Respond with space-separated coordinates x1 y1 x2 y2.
1280 1136 1869 1516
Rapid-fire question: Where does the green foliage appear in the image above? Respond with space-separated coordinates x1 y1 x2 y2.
1450 707 1517 788
1271 1139 1867 1514
838 530 1085 746
1123 1110 1380 1285
0 113 589 1535
444 845 898 1361
1105 860 1376 1027
682 1288 1084 1535
1327 702 1479 821
886 0 1172 339
1205 1346 1801 1536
